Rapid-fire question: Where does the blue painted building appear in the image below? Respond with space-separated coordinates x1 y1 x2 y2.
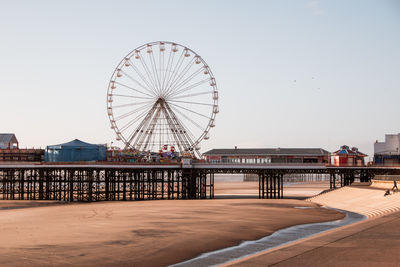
45 139 106 162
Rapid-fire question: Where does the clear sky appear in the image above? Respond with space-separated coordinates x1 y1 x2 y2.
1 0 399 158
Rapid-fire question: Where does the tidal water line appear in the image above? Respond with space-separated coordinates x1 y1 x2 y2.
171 209 365 267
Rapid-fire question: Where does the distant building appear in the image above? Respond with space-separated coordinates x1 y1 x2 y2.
45 139 106 162
0 133 44 162
0 133 18 149
203 148 330 164
374 133 400 165
0 149 44 162
332 145 367 166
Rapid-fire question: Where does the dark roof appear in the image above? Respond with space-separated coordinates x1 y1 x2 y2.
203 148 330 156
47 139 102 149
0 134 18 144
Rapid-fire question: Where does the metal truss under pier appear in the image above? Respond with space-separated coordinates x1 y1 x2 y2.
0 167 214 202
1 164 400 201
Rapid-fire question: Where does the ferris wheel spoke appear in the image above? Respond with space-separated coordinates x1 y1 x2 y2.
112 100 154 109
119 69 154 96
168 78 211 99
164 106 196 149
133 109 161 149
120 108 152 132
132 118 157 149
138 55 159 95
142 108 163 150
173 115 197 144
125 104 158 148
164 49 184 90
171 111 204 143
165 123 174 148
147 52 161 95
161 49 170 92
163 106 185 142
175 124 195 146
168 102 211 119
163 49 185 95
157 115 162 149
162 48 175 93
114 103 154 121
170 105 206 132
127 60 157 94
114 81 155 98
148 124 159 151
168 99 214 107
164 56 196 96
166 66 204 97
172 90 214 99
159 50 164 94
112 93 153 100
166 53 188 92
149 51 162 95
136 107 159 150
161 109 185 152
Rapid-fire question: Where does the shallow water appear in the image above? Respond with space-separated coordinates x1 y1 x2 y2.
0 206 31 210
171 209 365 267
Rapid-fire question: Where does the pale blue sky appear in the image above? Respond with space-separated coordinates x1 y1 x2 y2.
1 0 399 157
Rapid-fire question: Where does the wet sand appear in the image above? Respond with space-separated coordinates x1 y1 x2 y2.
226 183 400 266
0 197 343 267
229 211 400 267
0 200 70 210
175 209 365 266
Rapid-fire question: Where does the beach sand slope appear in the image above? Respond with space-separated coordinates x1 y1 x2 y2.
0 199 343 267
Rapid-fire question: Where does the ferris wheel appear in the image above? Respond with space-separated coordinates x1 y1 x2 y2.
107 41 219 158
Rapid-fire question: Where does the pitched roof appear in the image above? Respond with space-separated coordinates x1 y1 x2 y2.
47 139 100 148
332 145 368 157
203 148 330 156
0 133 18 144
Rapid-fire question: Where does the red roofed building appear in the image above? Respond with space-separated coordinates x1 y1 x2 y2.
332 145 367 166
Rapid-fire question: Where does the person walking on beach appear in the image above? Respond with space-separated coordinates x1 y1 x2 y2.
392 180 398 193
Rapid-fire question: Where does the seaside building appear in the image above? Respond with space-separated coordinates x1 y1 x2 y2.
202 148 330 164
332 145 367 166
45 139 106 162
0 133 44 162
374 133 400 165
0 133 18 149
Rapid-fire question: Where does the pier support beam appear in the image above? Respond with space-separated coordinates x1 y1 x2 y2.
259 171 283 199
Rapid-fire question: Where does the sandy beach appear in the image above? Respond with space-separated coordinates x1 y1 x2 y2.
222 182 400 266
215 180 330 199
0 195 343 267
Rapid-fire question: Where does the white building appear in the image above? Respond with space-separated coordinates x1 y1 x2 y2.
374 133 400 165
374 133 400 155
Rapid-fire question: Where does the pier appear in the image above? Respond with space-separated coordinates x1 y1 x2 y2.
1 163 399 202
0 165 212 202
